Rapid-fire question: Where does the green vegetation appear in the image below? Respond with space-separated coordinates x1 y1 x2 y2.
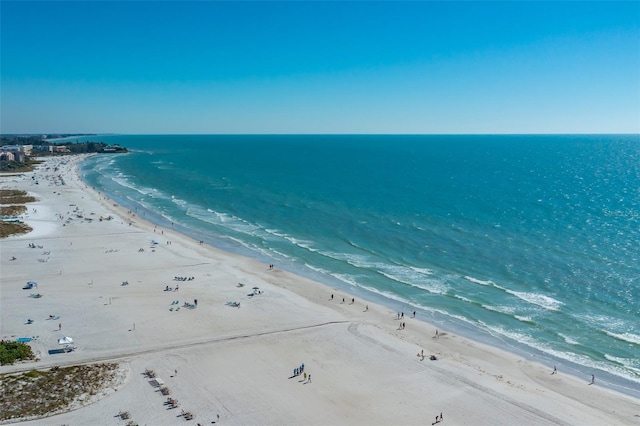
0 159 41 173
0 341 36 366
0 363 122 421
0 190 36 238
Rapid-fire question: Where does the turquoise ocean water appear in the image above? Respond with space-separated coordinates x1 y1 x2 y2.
77 135 639 397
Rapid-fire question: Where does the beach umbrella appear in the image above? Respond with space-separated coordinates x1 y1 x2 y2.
58 336 74 345
252 287 259 290
27 281 37 286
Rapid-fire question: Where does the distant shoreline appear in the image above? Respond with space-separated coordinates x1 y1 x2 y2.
77 146 640 400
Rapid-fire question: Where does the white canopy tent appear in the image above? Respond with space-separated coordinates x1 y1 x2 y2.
58 336 74 345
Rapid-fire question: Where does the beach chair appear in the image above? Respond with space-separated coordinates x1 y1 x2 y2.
119 410 131 420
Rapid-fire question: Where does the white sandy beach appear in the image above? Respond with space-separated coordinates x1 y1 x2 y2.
1 155 638 425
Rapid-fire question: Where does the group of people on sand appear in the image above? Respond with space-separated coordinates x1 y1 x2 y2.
174 276 194 281
417 349 438 361
292 363 311 383
550 365 596 386
330 294 361 307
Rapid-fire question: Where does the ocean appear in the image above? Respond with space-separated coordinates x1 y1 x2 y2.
77 134 640 397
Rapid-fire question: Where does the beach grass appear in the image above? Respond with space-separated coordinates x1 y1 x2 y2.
0 189 37 205
0 205 27 216
0 221 33 238
0 189 36 238
0 363 122 421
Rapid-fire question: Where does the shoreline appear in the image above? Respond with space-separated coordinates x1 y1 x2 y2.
1 155 638 424
79 153 640 400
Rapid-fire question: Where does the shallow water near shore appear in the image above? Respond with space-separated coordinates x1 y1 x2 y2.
77 134 640 397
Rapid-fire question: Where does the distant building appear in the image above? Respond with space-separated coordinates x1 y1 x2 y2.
0 151 16 161
52 145 70 153
0 144 32 156
0 150 25 162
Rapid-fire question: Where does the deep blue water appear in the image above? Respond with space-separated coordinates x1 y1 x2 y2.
77 134 640 396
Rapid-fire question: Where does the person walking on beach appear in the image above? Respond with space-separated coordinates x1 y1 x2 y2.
552 365 557 374
58 323 62 331
590 374 595 384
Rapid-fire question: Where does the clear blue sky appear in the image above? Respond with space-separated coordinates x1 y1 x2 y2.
1 1 638 134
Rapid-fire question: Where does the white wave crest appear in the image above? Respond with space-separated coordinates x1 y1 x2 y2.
505 290 563 311
483 305 515 315
604 354 640 374
605 331 640 345
464 275 493 286
559 333 579 345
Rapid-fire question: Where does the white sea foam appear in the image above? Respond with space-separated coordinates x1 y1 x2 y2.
604 355 640 374
453 294 475 304
464 275 493 286
303 263 331 276
331 273 361 288
357 284 415 306
281 234 318 252
505 290 563 311
171 196 188 208
559 333 579 345
576 314 628 330
340 252 380 269
483 305 516 315
409 266 433 275
436 309 479 327
378 268 449 295
267 248 293 262
605 331 640 345
514 315 533 323
479 322 640 384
